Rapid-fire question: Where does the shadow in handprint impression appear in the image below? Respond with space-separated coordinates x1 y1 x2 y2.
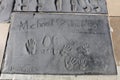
25 38 36 55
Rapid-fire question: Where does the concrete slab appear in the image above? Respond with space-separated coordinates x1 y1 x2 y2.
1 13 117 75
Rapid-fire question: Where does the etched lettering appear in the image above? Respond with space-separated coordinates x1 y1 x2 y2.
37 18 54 27
88 24 98 33
9 65 39 73
56 18 66 26
19 20 28 30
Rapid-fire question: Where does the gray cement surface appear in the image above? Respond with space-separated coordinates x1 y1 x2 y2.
1 13 117 75
0 0 108 22
0 0 14 22
14 0 108 13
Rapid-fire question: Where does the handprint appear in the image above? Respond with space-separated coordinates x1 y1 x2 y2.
25 38 36 55
65 55 79 71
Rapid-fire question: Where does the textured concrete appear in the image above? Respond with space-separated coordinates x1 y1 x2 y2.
0 18 120 79
0 0 108 22
0 67 120 80
14 0 107 13
0 0 14 22
0 0 120 79
1 13 116 75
